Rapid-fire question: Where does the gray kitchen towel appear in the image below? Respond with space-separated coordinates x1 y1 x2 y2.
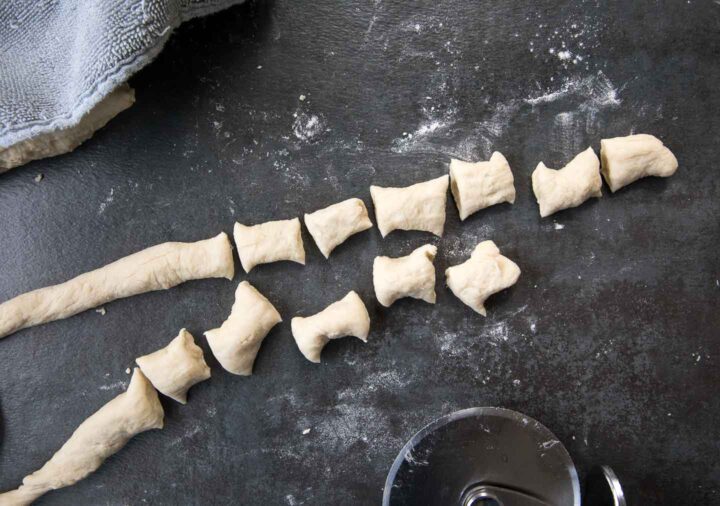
0 0 243 150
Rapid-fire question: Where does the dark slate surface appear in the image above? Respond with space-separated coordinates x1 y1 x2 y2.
1 1 718 504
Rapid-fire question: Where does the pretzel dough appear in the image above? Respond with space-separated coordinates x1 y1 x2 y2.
370 175 449 237
373 245 437 307
0 233 234 340
531 147 602 217
136 329 210 404
233 218 305 272
205 281 282 375
291 291 370 363
600 134 678 192
0 369 163 506
304 198 373 258
445 241 521 316
450 152 516 220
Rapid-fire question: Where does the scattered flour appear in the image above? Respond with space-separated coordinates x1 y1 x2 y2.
554 222 565 230
98 188 115 215
99 381 126 391
525 71 621 110
293 113 325 142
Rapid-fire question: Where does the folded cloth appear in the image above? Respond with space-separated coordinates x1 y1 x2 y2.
0 0 243 167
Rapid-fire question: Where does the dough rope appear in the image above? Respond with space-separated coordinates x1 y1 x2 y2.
445 241 521 316
304 198 373 258
370 175 449 237
449 152 516 220
136 329 211 404
233 218 305 272
531 147 602 217
0 369 163 506
0 233 234 340
205 281 282 375
600 133 678 192
291 291 370 363
373 244 437 307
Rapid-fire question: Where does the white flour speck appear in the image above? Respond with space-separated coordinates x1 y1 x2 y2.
302 428 311 435
98 188 115 215
525 71 620 110
293 113 325 142
99 381 126 391
554 222 565 230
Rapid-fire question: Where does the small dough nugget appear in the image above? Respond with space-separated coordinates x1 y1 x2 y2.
373 245 437 307
233 218 305 272
292 291 370 363
450 152 516 220
136 329 211 404
205 281 282 375
370 175 449 237
600 133 678 192
304 198 373 258
0 232 234 340
445 241 520 316
0 369 163 505
531 147 602 217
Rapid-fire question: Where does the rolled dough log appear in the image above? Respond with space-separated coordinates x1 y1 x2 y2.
291 291 370 363
0 84 135 172
136 329 211 404
600 134 678 192
370 175 449 237
233 218 305 272
205 281 282 375
449 152 516 220
373 244 437 307
445 241 520 316
0 232 234 340
531 147 602 217
0 368 163 506
304 198 373 258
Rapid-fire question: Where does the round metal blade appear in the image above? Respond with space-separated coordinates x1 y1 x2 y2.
383 407 581 506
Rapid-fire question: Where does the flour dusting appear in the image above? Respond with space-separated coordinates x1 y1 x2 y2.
525 71 621 110
98 380 126 391
98 188 115 215
293 112 326 143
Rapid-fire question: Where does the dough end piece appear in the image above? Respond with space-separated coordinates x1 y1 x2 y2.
136 329 211 404
205 281 282 375
600 133 678 192
291 291 370 363
531 147 602 218
445 240 520 316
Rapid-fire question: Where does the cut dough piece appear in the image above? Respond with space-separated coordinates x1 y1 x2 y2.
600 134 678 192
291 291 370 363
304 198 373 258
0 232 234 340
0 84 135 173
205 281 282 375
136 329 211 404
370 175 449 237
0 368 163 506
233 218 305 272
445 241 521 316
373 245 437 307
531 147 602 217
450 152 516 220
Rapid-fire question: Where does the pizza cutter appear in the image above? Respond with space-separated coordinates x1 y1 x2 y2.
383 407 626 506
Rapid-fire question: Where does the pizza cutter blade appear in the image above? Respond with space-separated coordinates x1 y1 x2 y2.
383 407 581 506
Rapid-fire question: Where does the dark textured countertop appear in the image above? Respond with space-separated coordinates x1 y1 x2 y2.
1 1 718 504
